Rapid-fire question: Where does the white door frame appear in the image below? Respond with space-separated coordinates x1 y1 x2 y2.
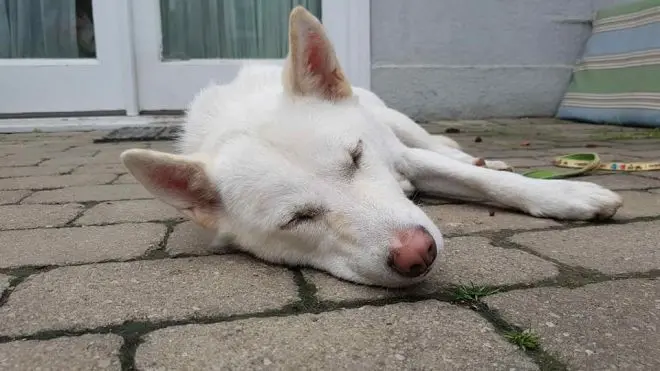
127 0 371 114
0 0 130 116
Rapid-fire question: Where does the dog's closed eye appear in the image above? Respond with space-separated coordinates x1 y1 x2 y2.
281 206 327 229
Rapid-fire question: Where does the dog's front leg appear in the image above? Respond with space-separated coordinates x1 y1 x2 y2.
399 148 622 220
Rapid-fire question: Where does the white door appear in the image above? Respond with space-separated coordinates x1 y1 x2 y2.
0 0 130 116
130 0 370 113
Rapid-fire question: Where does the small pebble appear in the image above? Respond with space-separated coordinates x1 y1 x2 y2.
394 354 406 361
585 143 599 148
445 128 460 134
474 136 482 143
489 210 495 217
520 140 530 146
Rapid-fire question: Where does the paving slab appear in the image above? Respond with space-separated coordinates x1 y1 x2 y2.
0 143 74 156
0 255 297 336
38 156 94 167
0 174 116 190
59 146 101 157
87 151 127 164
475 150 552 159
305 237 559 302
0 203 83 229
149 141 177 152
23 184 153 204
136 301 538 370
638 171 660 180
485 279 660 371
577 174 660 191
0 155 47 167
0 334 122 370
423 204 560 235
0 190 30 205
618 149 660 159
511 221 660 275
0 223 165 269
76 199 182 225
73 142 150 152
613 191 660 219
0 165 76 178
165 221 230 256
112 173 137 184
72 163 127 175
547 147 619 155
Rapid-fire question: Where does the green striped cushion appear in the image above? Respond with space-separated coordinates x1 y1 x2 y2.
556 0 660 127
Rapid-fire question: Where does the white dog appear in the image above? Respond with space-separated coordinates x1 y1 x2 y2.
121 6 622 288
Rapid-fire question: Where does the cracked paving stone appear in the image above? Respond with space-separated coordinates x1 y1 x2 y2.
511 221 660 275
0 190 30 205
614 191 660 219
112 173 137 184
166 221 231 257
23 184 153 204
485 279 660 370
0 174 116 190
638 171 660 180
305 237 559 302
73 163 127 175
0 203 83 229
39 152 123 167
0 223 165 269
0 155 46 167
76 199 182 225
0 165 76 178
0 334 122 370
136 301 538 370
577 174 660 190
474 150 552 159
423 204 560 235
0 255 297 337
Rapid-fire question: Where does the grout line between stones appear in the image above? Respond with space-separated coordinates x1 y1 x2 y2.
469 301 568 371
63 201 102 227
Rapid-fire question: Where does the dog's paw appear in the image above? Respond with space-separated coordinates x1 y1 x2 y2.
485 160 513 172
474 158 513 171
525 180 623 220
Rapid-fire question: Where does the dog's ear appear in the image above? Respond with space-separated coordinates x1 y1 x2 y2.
120 149 222 229
283 6 352 101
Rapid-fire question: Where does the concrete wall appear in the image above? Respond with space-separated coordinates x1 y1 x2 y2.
370 0 631 120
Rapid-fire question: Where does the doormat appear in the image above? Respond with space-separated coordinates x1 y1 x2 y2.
94 125 181 143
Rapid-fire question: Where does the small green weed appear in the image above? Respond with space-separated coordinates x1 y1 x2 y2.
451 283 500 302
504 329 540 350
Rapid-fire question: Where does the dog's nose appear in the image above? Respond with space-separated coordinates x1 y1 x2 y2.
388 226 437 278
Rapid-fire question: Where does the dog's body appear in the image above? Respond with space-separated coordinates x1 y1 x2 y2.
121 7 622 288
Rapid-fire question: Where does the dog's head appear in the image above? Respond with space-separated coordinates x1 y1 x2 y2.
121 6 443 287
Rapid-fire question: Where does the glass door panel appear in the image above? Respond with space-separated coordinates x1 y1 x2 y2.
132 0 325 112
0 0 128 116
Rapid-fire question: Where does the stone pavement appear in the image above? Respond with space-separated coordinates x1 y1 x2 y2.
0 118 658 370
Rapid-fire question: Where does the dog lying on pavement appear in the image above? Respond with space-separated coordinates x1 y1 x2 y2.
121 6 622 288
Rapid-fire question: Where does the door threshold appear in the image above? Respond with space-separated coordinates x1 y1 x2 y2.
0 116 183 133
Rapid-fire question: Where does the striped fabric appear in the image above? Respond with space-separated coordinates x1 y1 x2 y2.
557 0 660 127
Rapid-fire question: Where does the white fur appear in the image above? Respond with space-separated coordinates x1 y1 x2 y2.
121 7 622 288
